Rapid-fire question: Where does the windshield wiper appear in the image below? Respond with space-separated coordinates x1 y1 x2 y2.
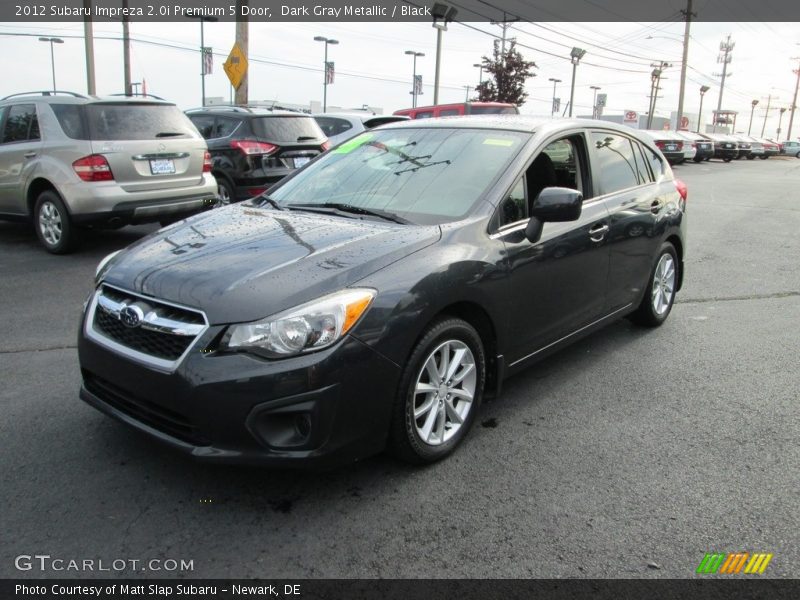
155 131 185 138
252 195 285 211
287 203 409 224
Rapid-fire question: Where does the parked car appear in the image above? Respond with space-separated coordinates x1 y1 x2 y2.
186 106 328 205
0 91 218 253
758 138 780 159
675 131 713 162
699 133 738 162
642 130 684 164
729 134 752 160
314 112 409 147
79 117 687 466
393 102 519 119
779 140 800 157
743 137 765 159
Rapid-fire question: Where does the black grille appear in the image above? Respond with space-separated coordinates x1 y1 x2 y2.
83 372 208 445
101 287 204 325
94 309 193 360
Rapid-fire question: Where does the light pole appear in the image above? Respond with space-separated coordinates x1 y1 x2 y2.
548 77 561 116
185 11 218 107
314 36 339 113
405 50 425 108
747 100 759 135
697 85 710 133
39 37 64 93
590 85 601 119
473 63 483 90
568 47 586 118
776 107 787 138
432 2 458 105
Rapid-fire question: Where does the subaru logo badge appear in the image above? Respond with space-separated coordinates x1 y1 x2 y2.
119 305 144 328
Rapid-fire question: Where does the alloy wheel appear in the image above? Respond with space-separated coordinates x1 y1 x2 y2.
38 201 63 247
651 253 676 315
412 340 476 446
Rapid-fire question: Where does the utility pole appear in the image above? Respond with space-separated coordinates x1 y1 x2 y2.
787 57 800 141
675 0 694 131
713 35 734 132
776 107 787 138
463 85 471 102
235 0 249 105
491 12 519 61
122 0 132 96
697 85 709 133
647 62 670 128
548 77 561 117
760 94 775 138
590 85 601 119
83 0 95 94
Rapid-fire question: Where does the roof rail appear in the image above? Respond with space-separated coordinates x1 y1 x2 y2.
107 93 166 100
185 105 254 113
2 90 90 100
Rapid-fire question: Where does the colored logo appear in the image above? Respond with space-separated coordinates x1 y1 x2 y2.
696 552 773 575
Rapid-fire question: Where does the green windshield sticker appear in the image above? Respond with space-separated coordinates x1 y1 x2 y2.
333 132 375 154
483 138 515 147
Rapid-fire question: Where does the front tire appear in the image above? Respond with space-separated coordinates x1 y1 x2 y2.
388 317 485 464
630 242 678 327
34 191 79 254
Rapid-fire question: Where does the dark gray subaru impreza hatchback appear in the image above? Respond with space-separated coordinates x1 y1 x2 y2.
79 116 687 466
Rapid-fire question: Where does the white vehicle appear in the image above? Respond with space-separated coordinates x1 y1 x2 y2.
313 112 409 147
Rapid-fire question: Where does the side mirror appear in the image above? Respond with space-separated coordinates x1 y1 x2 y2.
525 187 583 244
532 187 583 222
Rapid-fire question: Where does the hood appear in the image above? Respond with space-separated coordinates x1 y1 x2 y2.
102 204 441 324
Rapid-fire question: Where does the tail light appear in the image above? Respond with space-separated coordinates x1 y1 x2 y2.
72 154 114 182
246 187 268 197
321 140 331 151
655 141 665 149
674 178 688 202
676 141 683 150
230 140 278 156
203 150 212 173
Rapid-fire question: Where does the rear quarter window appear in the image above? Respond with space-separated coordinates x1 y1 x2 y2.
51 104 88 139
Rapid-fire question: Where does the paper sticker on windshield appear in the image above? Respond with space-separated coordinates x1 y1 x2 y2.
333 132 375 154
483 138 515 147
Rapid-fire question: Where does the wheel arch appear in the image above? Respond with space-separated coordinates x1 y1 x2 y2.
26 178 63 219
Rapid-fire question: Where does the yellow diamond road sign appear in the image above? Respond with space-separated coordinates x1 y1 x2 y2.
223 43 248 90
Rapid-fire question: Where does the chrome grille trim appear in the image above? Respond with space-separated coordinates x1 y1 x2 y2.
85 284 209 373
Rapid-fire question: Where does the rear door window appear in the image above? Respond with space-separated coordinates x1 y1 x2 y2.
438 109 460 117
590 132 640 194
314 117 353 138
2 104 39 143
214 117 240 138
86 103 195 140
251 116 324 143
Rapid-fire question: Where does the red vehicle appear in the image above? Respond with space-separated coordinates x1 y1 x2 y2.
393 101 519 119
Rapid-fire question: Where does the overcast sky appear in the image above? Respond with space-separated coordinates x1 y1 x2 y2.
1 19 798 137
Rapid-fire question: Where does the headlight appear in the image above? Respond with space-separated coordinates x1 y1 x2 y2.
94 250 122 283
220 288 376 358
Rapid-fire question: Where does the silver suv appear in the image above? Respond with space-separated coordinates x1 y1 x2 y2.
0 91 218 253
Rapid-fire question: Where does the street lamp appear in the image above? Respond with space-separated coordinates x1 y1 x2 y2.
405 50 425 108
568 47 586 118
697 85 710 133
473 62 484 90
38 37 64 93
748 99 759 135
185 10 218 107
314 36 339 113
590 85 601 119
431 2 458 105
777 107 787 138
548 77 561 117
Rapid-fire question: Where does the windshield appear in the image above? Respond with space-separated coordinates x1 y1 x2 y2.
266 128 529 225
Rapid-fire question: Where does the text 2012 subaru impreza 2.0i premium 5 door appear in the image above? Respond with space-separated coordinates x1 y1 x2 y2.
79 117 687 466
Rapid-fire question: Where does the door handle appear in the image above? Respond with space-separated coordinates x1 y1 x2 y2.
589 223 609 242
650 200 662 214
24 152 37 159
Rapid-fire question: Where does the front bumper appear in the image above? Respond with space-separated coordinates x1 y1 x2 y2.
78 318 401 467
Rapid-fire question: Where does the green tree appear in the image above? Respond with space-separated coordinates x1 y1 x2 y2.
474 40 537 106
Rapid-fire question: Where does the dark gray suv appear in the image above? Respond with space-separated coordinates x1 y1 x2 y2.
0 92 218 253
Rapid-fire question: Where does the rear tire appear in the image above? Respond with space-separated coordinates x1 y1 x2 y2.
215 177 236 207
630 242 678 328
388 317 485 464
34 191 79 254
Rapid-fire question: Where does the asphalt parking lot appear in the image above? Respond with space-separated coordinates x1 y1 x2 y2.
1 157 798 579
